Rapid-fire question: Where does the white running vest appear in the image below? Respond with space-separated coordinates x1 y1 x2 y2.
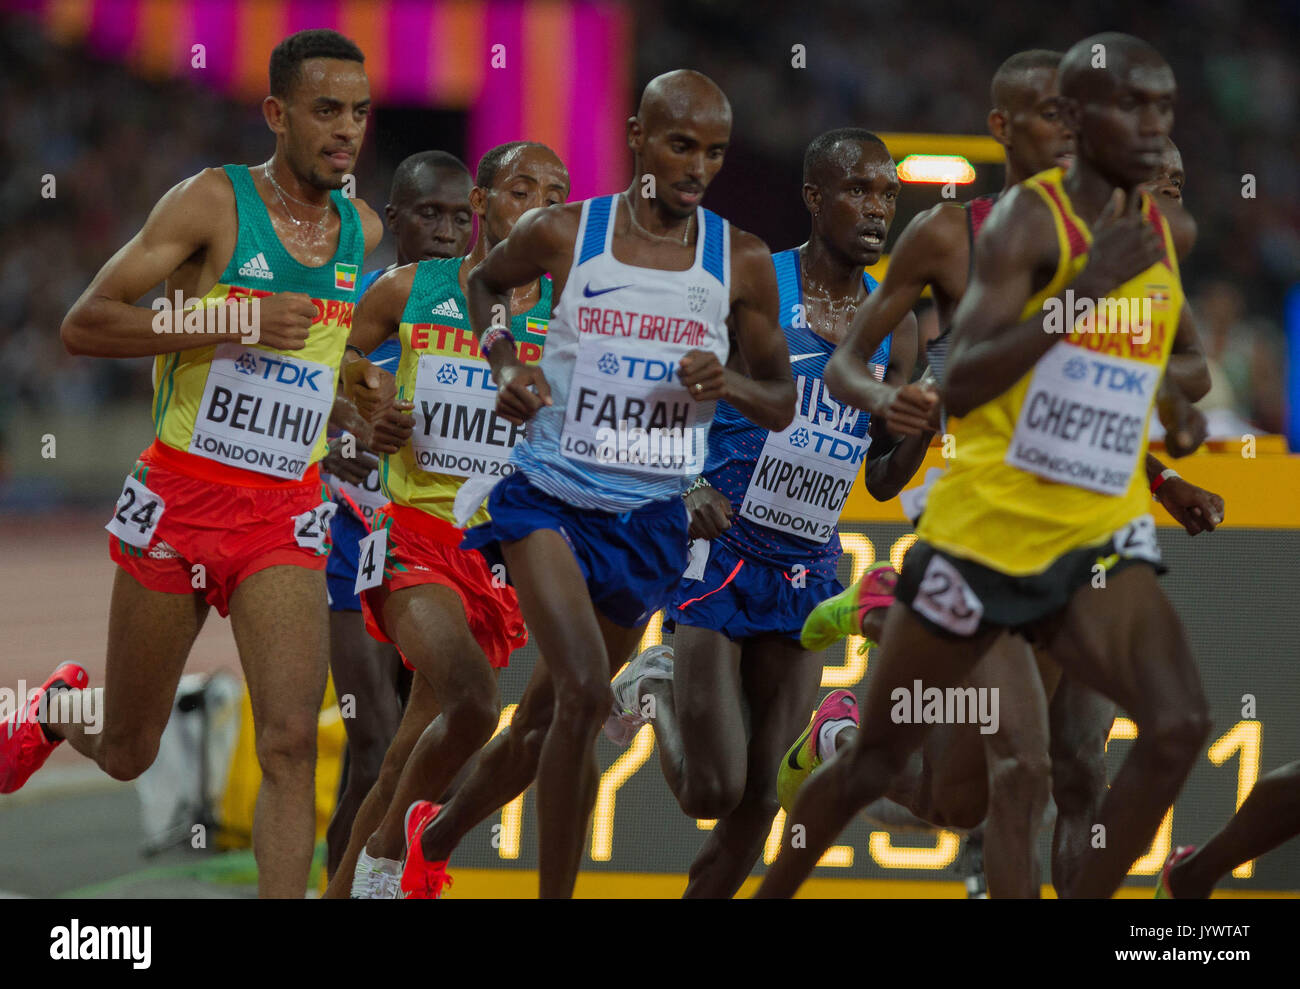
511 195 732 511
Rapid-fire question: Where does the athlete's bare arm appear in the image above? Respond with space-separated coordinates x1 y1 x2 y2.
341 266 417 454
354 197 386 256
945 187 1165 418
62 167 362 359
825 204 966 424
468 204 582 424
862 312 934 500
692 228 795 432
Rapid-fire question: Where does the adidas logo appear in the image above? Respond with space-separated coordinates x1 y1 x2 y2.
430 298 463 320
238 252 275 280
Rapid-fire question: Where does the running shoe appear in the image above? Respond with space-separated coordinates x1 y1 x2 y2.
351 849 402 899
604 644 674 747
777 689 859 814
400 801 453 900
800 562 898 652
959 831 988 899
0 662 89 794
1154 845 1196 899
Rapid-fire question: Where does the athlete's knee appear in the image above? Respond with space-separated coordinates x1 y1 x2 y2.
99 733 160 782
1142 703 1212 771
678 772 746 820
553 675 612 728
441 692 500 753
987 749 1052 809
255 714 319 779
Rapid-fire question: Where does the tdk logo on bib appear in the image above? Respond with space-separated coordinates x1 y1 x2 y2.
246 354 324 391
789 428 810 448
1064 358 1088 380
597 355 679 383
234 353 259 375
437 363 458 385
598 353 620 375
1088 360 1151 396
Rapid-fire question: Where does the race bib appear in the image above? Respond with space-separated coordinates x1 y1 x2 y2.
106 474 165 549
190 344 334 480
559 338 706 477
332 469 388 526
739 416 868 544
683 538 711 581
912 553 983 636
353 526 389 594
293 501 337 552
1112 513 1161 565
410 354 525 480
1006 342 1155 496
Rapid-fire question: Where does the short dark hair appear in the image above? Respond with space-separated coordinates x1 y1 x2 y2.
803 128 888 185
269 30 365 99
990 49 1064 110
475 141 557 188
390 151 471 205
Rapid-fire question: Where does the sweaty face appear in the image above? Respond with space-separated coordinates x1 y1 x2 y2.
813 143 900 267
1140 141 1184 203
1078 60 1176 188
480 147 570 246
1006 68 1076 176
637 109 731 218
280 58 371 190
390 169 474 261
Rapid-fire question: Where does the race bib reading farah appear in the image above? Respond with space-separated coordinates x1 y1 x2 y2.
411 353 525 479
560 337 706 477
1006 342 1154 496
740 412 869 543
191 343 333 479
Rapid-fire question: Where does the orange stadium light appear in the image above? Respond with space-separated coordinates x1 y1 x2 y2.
896 154 977 184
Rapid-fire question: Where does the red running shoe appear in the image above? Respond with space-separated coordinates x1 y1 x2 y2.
1 663 90 793
400 800 454 899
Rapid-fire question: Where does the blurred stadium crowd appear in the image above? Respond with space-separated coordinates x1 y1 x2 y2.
0 0 1293 484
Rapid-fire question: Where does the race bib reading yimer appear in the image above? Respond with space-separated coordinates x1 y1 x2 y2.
560 337 707 477
411 353 525 479
739 414 869 544
190 343 333 480
1005 342 1155 496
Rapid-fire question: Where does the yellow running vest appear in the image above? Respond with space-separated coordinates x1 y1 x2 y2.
918 168 1184 575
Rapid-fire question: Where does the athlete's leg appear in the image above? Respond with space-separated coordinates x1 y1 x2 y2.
501 527 644 897
1035 565 1210 898
960 633 1051 898
51 568 208 779
684 634 824 898
362 582 501 845
756 603 999 897
325 610 405 875
322 670 440 898
1165 760 1300 898
1047 670 1115 898
228 566 331 898
642 624 747 819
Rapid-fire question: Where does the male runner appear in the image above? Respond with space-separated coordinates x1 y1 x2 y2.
322 150 474 876
322 142 568 899
601 129 928 898
0 30 384 897
786 55 1218 898
399 70 796 899
758 33 1211 899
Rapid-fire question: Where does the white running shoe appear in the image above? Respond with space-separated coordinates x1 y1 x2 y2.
351 849 402 899
604 645 674 747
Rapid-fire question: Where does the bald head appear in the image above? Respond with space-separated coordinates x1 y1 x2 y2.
637 70 732 134
1060 33 1170 102
991 49 1064 112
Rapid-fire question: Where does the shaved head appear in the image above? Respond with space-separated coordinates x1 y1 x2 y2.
990 49 1064 112
1060 33 1169 102
637 69 732 133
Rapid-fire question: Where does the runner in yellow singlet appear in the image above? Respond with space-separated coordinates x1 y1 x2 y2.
758 32 1211 900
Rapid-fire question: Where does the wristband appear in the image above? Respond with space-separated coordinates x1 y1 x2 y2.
344 344 366 360
479 326 515 358
683 476 711 499
1151 468 1179 496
